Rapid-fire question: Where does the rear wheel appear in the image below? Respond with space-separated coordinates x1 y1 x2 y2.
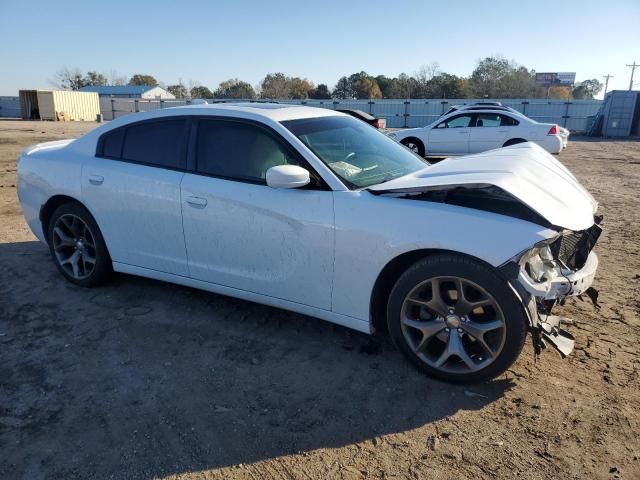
47 203 112 287
401 137 425 157
387 253 527 383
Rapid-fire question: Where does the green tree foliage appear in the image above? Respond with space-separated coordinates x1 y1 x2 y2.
469 57 539 98
260 73 290 99
167 84 188 98
350 72 382 99
425 73 467 99
332 76 354 99
214 79 256 99
572 79 603 99
128 74 159 86
288 77 313 99
190 86 214 98
308 84 332 99
259 73 311 99
375 75 394 98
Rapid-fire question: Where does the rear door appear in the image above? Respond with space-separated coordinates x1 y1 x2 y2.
81 117 190 275
469 112 505 152
426 113 472 155
180 118 335 310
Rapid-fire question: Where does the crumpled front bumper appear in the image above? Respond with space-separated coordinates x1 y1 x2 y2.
517 251 598 300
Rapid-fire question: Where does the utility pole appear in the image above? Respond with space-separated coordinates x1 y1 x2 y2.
602 74 614 96
626 62 639 91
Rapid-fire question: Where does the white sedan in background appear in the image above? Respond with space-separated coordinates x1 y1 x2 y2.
388 107 565 156
18 104 600 383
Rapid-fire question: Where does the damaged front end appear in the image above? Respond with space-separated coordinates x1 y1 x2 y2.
370 181 603 358
500 220 602 357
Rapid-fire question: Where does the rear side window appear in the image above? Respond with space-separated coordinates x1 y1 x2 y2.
122 120 187 169
500 115 520 126
96 118 188 169
100 128 125 158
196 120 299 183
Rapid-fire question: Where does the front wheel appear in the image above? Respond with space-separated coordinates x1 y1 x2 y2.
387 253 527 383
400 138 425 157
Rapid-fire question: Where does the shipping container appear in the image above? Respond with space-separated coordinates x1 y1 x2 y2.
19 90 100 121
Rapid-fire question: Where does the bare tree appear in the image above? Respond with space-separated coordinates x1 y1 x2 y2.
52 66 86 90
108 70 127 86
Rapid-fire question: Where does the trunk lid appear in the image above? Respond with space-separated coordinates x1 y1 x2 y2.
22 139 75 157
368 142 597 231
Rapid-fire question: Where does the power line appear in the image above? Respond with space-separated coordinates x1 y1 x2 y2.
602 74 614 96
626 62 639 91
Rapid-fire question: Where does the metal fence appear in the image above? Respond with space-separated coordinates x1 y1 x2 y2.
0 96 21 118
98 97 602 132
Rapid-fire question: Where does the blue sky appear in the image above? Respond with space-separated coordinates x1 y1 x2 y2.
2 0 639 97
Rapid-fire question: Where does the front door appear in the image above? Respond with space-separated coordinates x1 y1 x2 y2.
427 113 472 155
180 118 335 310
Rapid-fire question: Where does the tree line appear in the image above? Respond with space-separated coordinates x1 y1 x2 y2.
53 57 603 100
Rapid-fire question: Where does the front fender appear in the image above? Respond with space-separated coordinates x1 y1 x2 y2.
331 191 556 322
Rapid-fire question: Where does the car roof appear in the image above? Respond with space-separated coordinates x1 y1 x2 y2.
169 102 343 122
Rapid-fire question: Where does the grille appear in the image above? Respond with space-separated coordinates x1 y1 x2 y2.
550 223 602 270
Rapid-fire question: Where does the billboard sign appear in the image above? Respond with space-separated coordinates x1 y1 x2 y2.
535 72 576 86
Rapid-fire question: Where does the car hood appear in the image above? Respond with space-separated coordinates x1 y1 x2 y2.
368 142 597 231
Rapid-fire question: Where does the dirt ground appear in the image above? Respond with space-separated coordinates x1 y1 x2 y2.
0 119 639 480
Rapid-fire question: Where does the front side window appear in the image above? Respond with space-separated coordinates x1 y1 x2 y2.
196 120 299 183
436 114 473 129
283 116 428 189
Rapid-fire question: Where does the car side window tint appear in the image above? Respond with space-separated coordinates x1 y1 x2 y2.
196 120 299 183
99 127 125 158
474 113 501 127
121 119 187 169
437 114 473 129
500 115 519 126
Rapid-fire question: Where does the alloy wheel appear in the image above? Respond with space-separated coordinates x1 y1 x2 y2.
400 276 506 374
52 214 97 280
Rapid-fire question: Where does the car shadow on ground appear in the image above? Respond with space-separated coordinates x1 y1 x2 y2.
0 241 515 479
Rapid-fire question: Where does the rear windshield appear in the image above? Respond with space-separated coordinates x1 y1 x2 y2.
282 116 428 189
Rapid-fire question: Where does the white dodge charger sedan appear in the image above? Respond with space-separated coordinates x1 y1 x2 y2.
17 104 601 383
387 106 565 156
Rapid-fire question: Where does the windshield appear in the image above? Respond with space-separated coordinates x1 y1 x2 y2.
282 116 429 189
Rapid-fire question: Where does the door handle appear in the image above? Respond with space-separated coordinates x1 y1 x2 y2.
185 196 208 208
458 130 468 134
88 174 104 185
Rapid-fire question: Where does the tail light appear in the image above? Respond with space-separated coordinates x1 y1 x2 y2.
374 119 381 128
547 124 558 135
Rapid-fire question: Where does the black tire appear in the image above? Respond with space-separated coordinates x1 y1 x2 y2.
47 202 112 287
401 137 425 157
503 138 527 147
387 253 527 384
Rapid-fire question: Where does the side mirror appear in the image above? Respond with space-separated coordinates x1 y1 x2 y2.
266 165 310 189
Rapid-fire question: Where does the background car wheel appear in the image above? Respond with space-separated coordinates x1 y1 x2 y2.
503 138 527 147
400 137 425 157
387 253 527 383
47 202 112 287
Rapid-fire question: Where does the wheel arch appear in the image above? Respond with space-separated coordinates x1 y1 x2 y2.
40 195 98 246
503 138 527 147
400 136 425 154
369 248 508 334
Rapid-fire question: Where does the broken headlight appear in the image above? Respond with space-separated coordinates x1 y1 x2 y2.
520 243 558 283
